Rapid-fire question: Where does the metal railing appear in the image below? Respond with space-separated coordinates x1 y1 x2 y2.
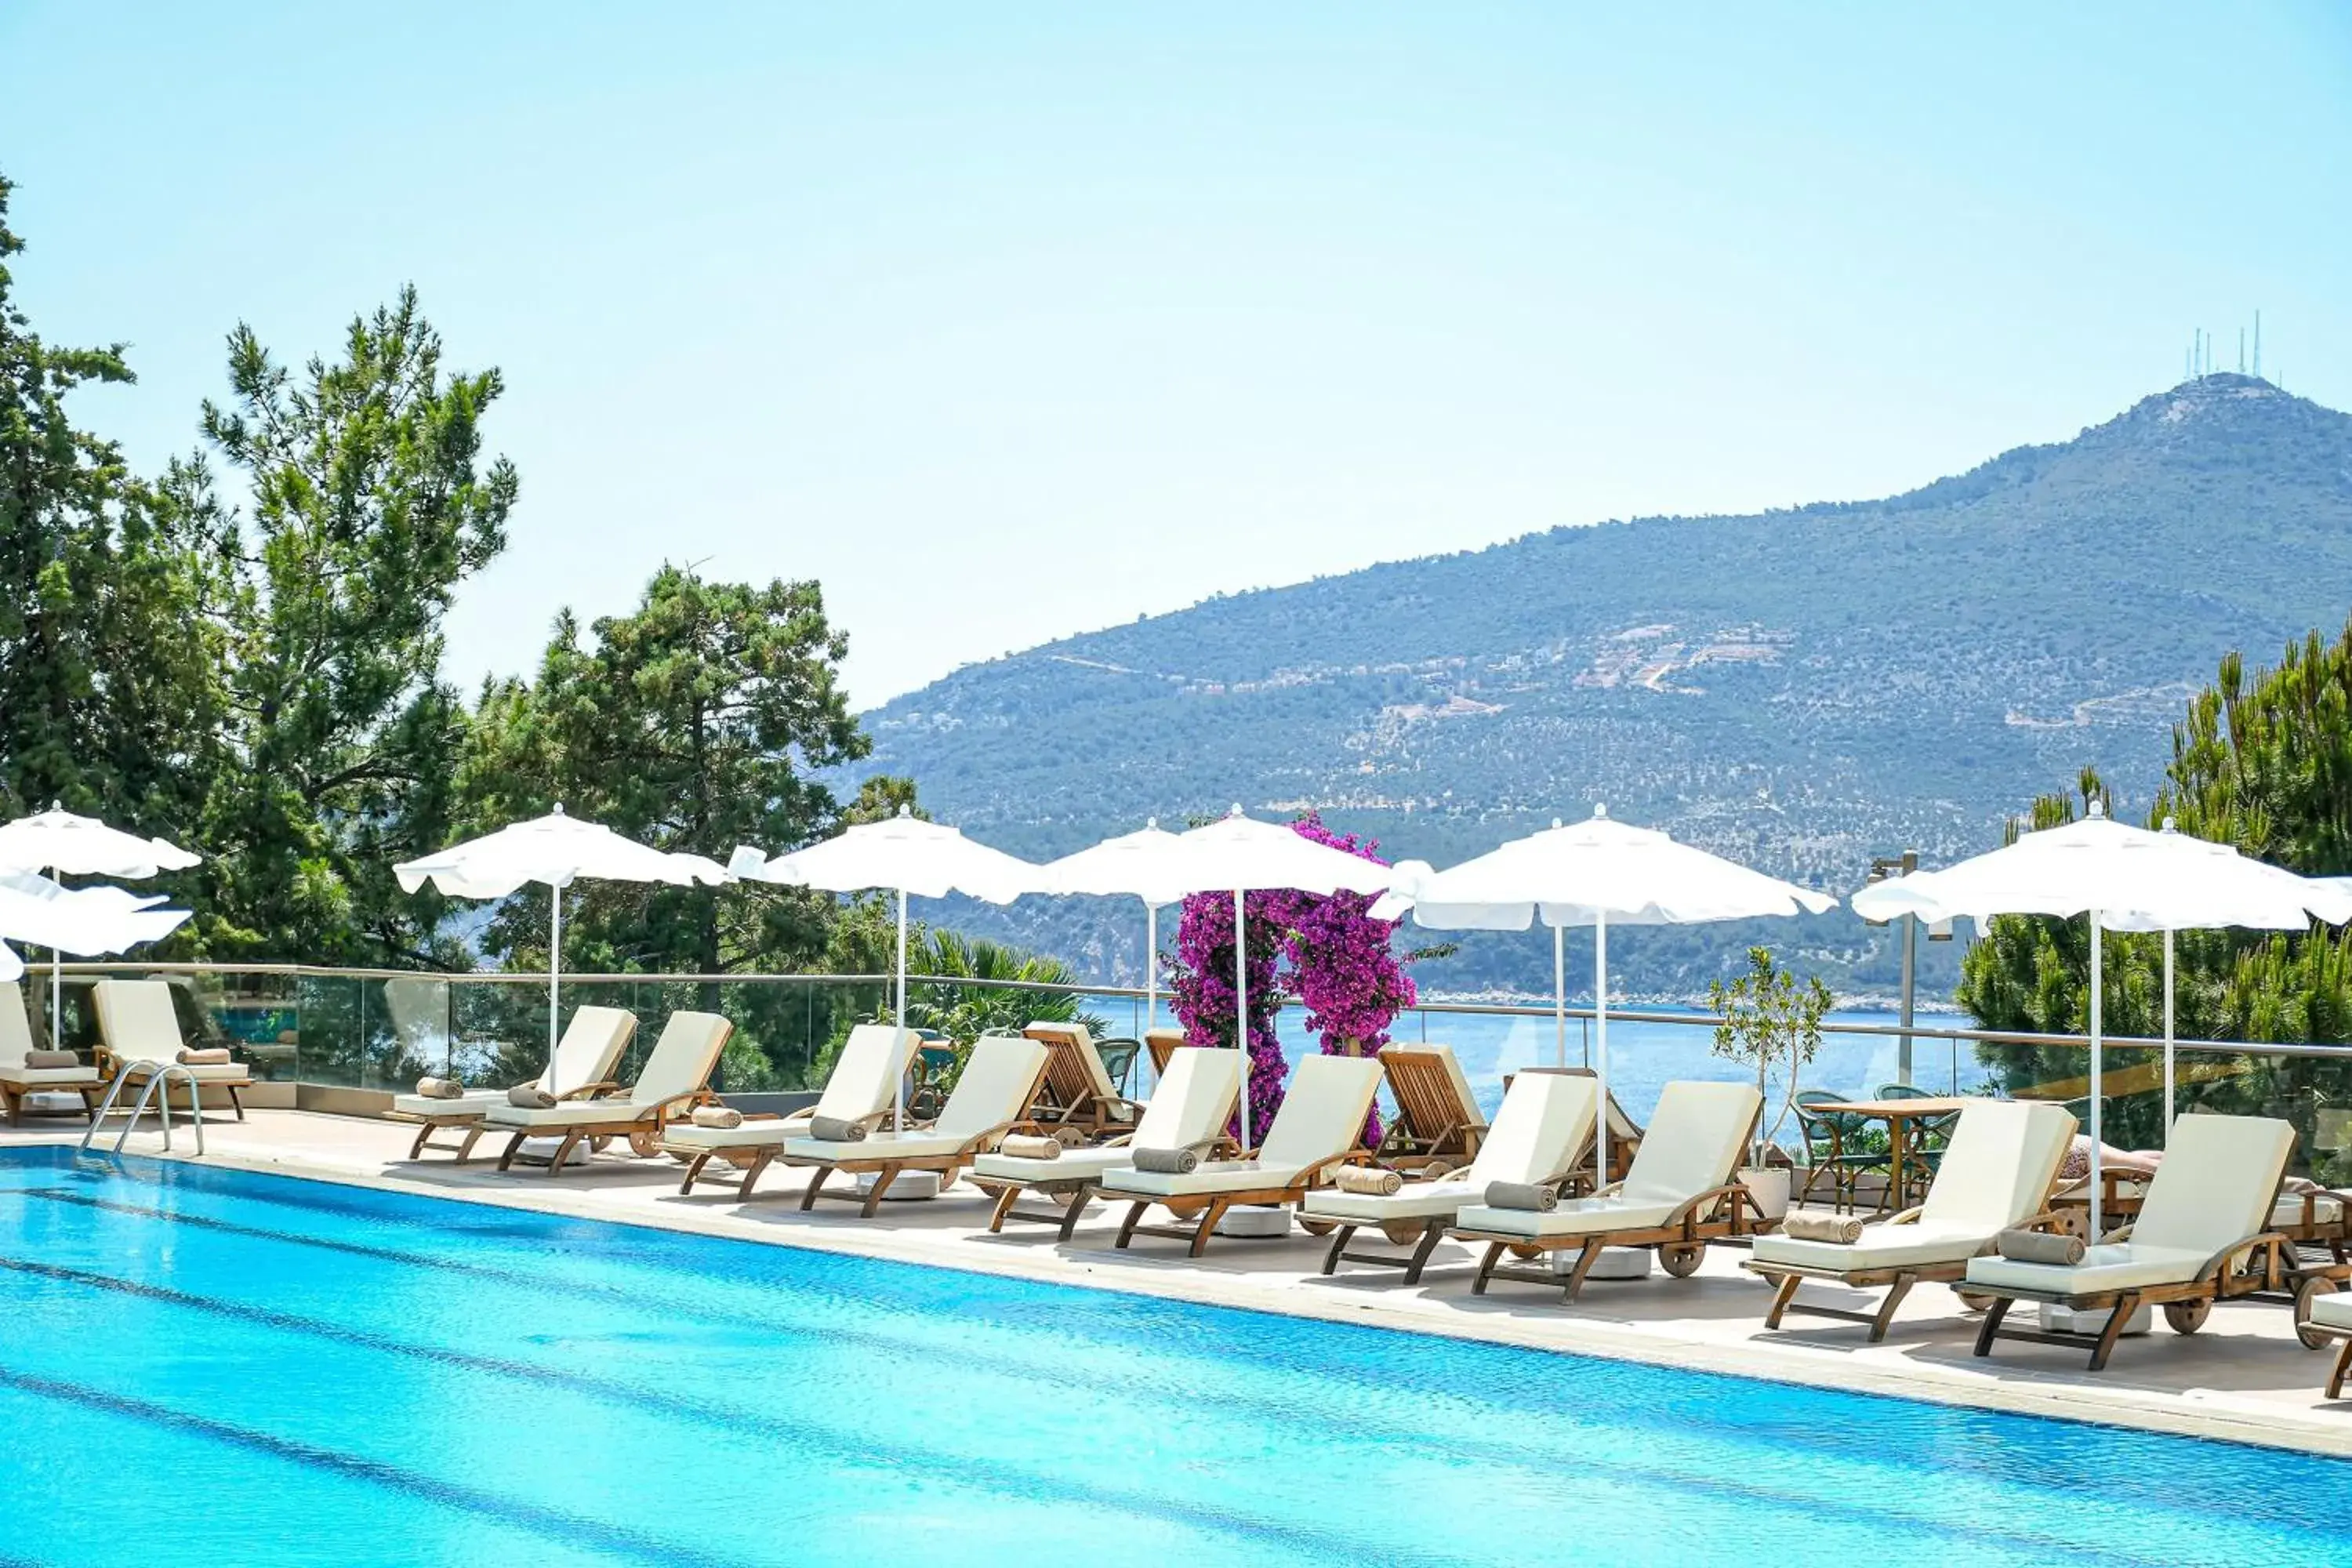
29 960 2352 1183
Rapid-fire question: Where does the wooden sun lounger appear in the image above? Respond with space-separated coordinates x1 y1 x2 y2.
487 1011 732 1174
2301 1290 2352 1398
1311 1072 1599 1284
1104 1054 1385 1259
0 982 104 1125
786 1034 1054 1217
1372 1041 1486 1173
667 1024 919 1200
1746 1099 2078 1341
92 979 254 1120
1021 1022 1143 1138
966 1047 1246 1242
1450 1080 1765 1302
1964 1113 2298 1371
1144 1027 1188 1079
385 1005 637 1163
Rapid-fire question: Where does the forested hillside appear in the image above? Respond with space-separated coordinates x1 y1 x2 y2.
855 374 2352 998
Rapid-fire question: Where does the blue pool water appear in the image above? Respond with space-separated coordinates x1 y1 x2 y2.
2 1146 2346 1567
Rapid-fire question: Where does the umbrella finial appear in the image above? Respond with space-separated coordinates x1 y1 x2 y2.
1228 803 1243 818
2087 799 2106 820
551 801 567 816
896 804 911 818
1552 817 1563 829
2161 815 2179 833
1592 803 1609 819
1145 816 1157 830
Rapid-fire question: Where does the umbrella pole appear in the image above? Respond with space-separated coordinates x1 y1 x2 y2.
1235 887 1250 1151
46 863 59 1051
2089 913 2104 1238
548 883 561 1067
1553 924 1566 1069
1144 900 1159 1091
2163 928 2176 1132
895 885 909 1134
1594 913 1610 1194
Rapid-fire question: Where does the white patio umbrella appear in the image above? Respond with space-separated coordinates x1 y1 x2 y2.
728 808 1044 1130
1039 819 1191 1081
0 943 20 984
395 806 730 1066
0 871 192 959
1382 805 1837 1193
1852 803 2349 1232
1140 808 1404 1148
0 805 201 1047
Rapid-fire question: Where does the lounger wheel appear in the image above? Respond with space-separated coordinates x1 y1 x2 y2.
2162 1298 2212 1335
1381 1221 1428 1247
590 1137 615 1152
1297 1218 1338 1237
2296 1276 2340 1349
1955 1290 1998 1314
628 1128 661 1158
1505 1243 1544 1261
1659 1243 1704 1278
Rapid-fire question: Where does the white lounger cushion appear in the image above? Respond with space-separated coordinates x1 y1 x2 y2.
1454 1079 1760 1238
1102 1053 1384 1200
0 1064 100 1087
392 1088 506 1118
485 1011 729 1127
1967 1242 2213 1295
2274 1191 2345 1227
1112 1157 1317 1200
1753 1218 2020 1275
969 1142 1152 1185
784 1033 1050 1164
118 1059 250 1084
1751 1099 2077 1275
808 1024 920 1124
783 1127 972 1163
93 980 251 1074
1963 1112 2295 1298
1303 1072 1599 1225
1307 1176 1486 1224
968 1047 1243 1185
2310 1291 2352 1334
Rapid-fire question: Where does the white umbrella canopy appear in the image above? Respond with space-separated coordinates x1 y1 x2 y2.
0 806 201 1047
0 943 20 984
1040 819 1190 1076
730 808 1046 1130
0 871 191 957
0 805 201 880
395 807 731 1065
1386 806 1838 1191
1851 804 2350 1231
1160 807 1399 1146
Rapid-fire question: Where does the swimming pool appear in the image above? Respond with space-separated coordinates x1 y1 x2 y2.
1 1146 2344 1567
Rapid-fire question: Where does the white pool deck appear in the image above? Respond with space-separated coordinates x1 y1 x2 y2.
12 1107 2352 1460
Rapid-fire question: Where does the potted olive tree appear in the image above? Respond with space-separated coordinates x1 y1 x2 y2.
1708 946 1832 1223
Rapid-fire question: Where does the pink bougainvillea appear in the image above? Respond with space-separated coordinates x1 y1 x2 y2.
1167 813 1417 1143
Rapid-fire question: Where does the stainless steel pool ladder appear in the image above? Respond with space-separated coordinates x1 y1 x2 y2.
78 1062 208 1158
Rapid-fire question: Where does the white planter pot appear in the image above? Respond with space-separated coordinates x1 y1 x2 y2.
1740 1166 1791 1223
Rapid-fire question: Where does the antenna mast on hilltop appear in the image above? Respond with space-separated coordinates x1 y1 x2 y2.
2255 310 2263 379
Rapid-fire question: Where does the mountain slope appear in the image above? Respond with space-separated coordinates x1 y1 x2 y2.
855 375 2352 996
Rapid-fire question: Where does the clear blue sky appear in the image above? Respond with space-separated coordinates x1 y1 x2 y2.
7 4 2349 706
